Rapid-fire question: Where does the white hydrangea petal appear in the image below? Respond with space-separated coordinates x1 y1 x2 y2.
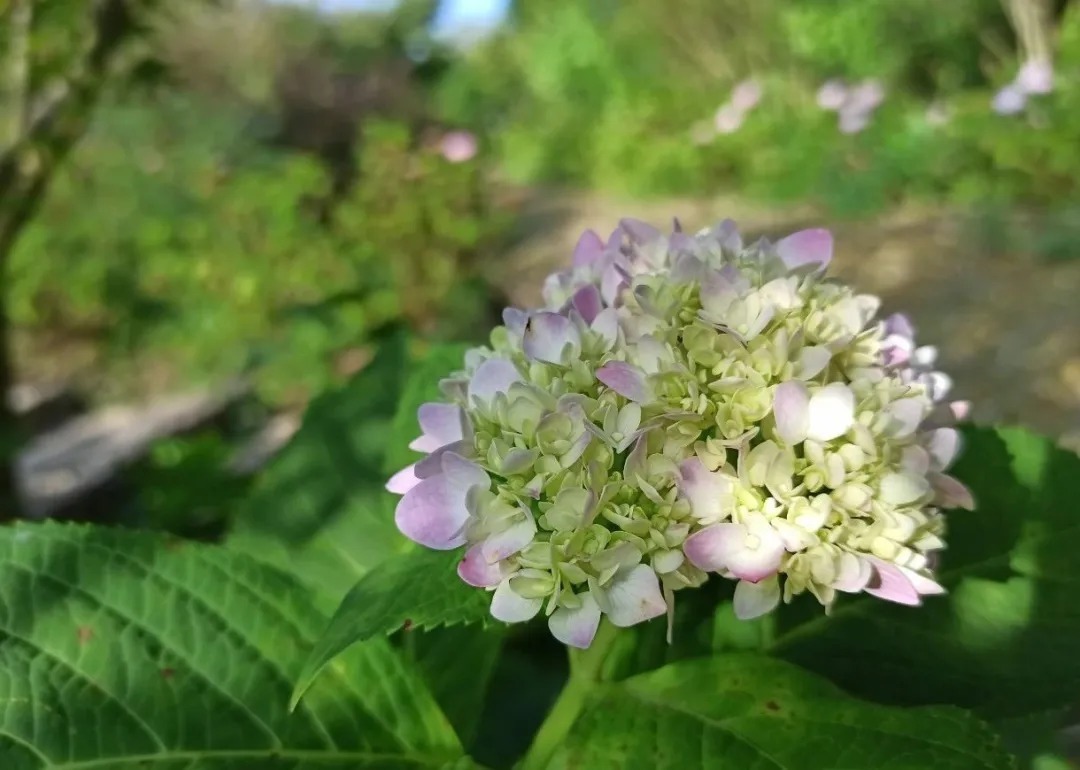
925 428 960 470
490 578 543 623
596 362 653 403
468 358 521 403
733 576 781 619
548 593 602 649
604 564 667 627
458 545 508 588
833 553 872 593
481 514 537 563
880 472 930 505
386 463 421 495
776 228 833 270
806 383 855 442
523 312 582 364
773 381 810 445
796 346 832 379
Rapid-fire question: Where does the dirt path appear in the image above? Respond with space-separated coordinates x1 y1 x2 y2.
493 190 1080 448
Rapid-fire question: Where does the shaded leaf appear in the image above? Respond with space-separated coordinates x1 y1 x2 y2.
292 548 490 709
554 655 1013 770
0 522 465 768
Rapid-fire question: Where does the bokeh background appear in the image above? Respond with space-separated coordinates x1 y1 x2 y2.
1 0 1078 547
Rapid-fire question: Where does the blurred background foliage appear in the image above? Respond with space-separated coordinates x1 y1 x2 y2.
0 0 1078 550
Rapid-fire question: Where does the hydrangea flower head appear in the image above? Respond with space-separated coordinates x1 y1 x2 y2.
388 218 973 648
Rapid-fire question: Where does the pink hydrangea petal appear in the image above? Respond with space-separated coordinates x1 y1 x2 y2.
1017 59 1053 95
677 458 732 522
468 358 521 403
726 519 785 582
596 361 653 403
773 381 810 445
776 229 833 270
901 567 946 596
548 593 602 649
806 383 854 442
490 578 543 623
930 472 975 510
523 312 581 364
458 545 507 588
386 463 421 495
410 403 466 453
414 440 472 479
683 523 746 572
590 307 619 348
605 564 667 627
572 229 606 268
571 285 603 324
733 576 780 620
864 558 921 605
395 474 470 549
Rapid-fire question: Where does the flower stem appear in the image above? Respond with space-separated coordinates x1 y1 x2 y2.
518 620 620 770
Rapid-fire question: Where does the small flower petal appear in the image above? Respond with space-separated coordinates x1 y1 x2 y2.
776 228 833 270
490 577 543 623
548 593 602 648
733 576 780 619
596 361 653 403
605 564 667 627
572 229 606 268
410 403 467 453
571 285 603 324
458 545 507 588
806 383 854 442
864 558 921 605
469 358 521 403
395 455 488 549
773 381 810 445
523 312 582 364
386 463 421 495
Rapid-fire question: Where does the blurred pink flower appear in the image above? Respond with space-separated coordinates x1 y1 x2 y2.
440 131 478 163
838 107 870 134
991 83 1027 115
714 104 744 135
1017 58 1053 95
730 79 762 112
848 79 886 113
816 79 848 111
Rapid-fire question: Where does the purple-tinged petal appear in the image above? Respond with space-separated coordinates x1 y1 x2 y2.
683 523 745 572
600 261 630 306
523 312 581 364
1017 58 1053 95
733 576 780 620
548 593 602 649
458 545 508 588
806 383 854 442
490 578 543 623
409 403 467 453
727 516 785 582
468 358 521 403
619 217 662 245
925 428 960 471
386 463 421 495
395 455 485 549
572 229 606 268
864 558 921 606
710 219 743 253
776 228 833 270
571 285 603 324
992 83 1027 115
816 79 848 111
502 308 528 345
885 312 915 339
596 361 653 403
678 458 733 523
414 440 472 479
930 472 975 510
605 565 667 627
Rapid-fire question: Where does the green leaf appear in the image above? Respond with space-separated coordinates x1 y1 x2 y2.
773 425 1080 721
292 548 491 709
0 522 467 768
411 625 505 748
554 655 1013 770
229 332 412 604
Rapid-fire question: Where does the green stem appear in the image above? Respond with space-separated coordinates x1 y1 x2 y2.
518 620 620 770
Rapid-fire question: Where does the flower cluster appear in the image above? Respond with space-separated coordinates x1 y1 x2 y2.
388 218 973 649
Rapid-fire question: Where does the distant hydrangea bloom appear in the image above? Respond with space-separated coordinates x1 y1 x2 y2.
388 218 974 648
439 131 478 163
816 80 849 111
730 79 763 112
1016 59 1053 95
991 84 1027 115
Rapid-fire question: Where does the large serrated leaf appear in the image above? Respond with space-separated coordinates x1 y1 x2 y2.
772 425 1080 721
0 522 468 769
554 655 1014 770
292 548 491 709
